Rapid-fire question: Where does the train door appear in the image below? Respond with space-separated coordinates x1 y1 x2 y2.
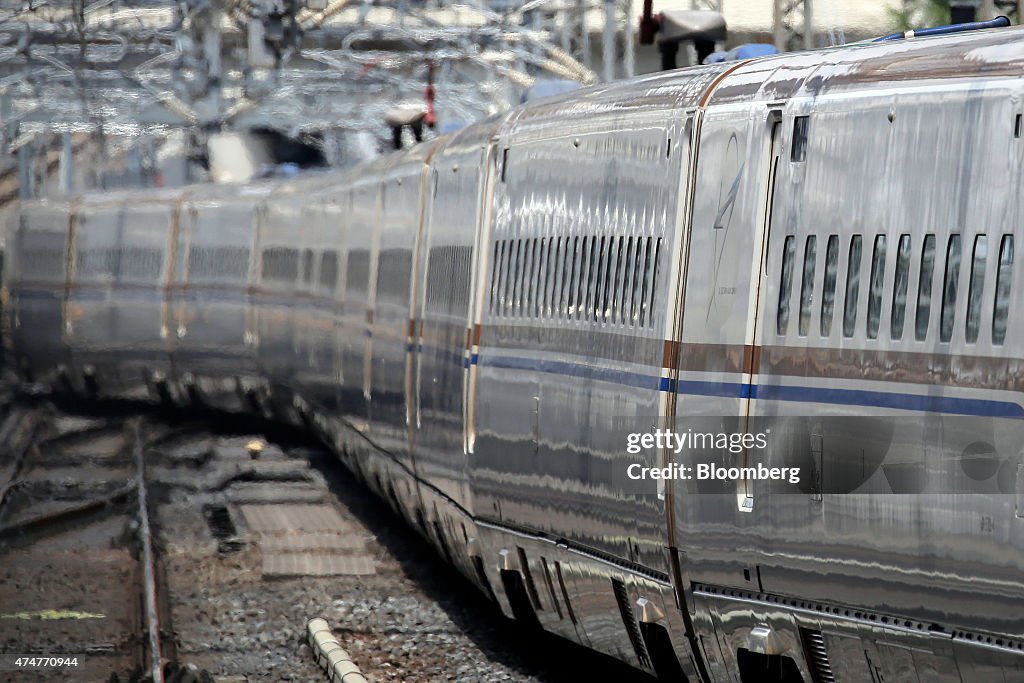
463 137 502 457
666 102 784 683
409 132 492 512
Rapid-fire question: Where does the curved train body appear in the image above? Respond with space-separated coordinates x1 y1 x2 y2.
7 26 1024 682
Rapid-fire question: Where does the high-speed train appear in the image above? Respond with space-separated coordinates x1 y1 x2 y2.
6 23 1024 683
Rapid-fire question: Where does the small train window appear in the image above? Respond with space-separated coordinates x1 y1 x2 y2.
791 116 809 162
890 234 912 340
594 236 607 322
262 247 299 282
915 234 936 341
798 235 816 336
631 237 645 325
939 234 962 343
866 235 887 340
319 251 339 291
993 235 1014 345
622 237 636 325
568 236 582 318
302 248 314 284
842 235 863 338
777 235 796 335
639 237 654 327
820 235 839 337
648 237 662 328
613 236 627 324
965 235 988 344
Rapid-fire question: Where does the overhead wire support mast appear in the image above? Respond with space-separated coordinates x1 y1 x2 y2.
774 0 814 51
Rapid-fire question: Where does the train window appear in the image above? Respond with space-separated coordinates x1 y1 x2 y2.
646 238 662 328
791 116 809 162
319 251 338 291
345 248 370 295
939 234 962 343
638 237 663 327
524 238 536 317
842 235 862 338
302 248 314 284
993 235 1014 344
261 247 299 282
613 236 626 324
375 248 412 305
579 236 593 321
488 241 501 313
820 235 839 336
501 239 513 315
890 234 912 340
798 235 817 336
638 238 653 327
621 237 636 325
539 237 549 318
190 246 250 280
567 236 581 318
866 235 887 340
915 234 936 341
965 235 988 344
510 239 523 316
596 236 609 322
631 237 644 325
777 235 796 335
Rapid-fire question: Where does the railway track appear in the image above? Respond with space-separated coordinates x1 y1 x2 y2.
0 398 654 682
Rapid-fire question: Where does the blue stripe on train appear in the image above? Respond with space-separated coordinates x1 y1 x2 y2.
479 355 1024 418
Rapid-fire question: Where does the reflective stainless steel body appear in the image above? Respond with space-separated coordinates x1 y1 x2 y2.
7 27 1024 682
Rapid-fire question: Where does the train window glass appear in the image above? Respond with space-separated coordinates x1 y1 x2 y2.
993 235 1014 344
523 238 535 317
567 236 581 318
552 237 563 318
820 235 839 336
536 237 547 317
637 238 651 326
375 248 413 305
319 251 338 292
890 234 912 340
621 237 636 325
595 236 608 322
915 234 936 341
576 236 590 320
510 239 523 317
866 235 887 340
488 241 501 314
345 248 370 295
649 237 662 328
631 236 644 325
502 239 513 316
536 237 546 318
965 235 988 344
798 235 817 336
939 234 962 343
536 236 544 317
190 246 250 280
587 236 601 321
501 239 514 315
261 247 299 282
791 116 809 162
612 236 626 324
842 235 862 338
777 235 796 335
302 248 315 284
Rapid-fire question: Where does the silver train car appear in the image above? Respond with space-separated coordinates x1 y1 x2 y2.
6 25 1024 683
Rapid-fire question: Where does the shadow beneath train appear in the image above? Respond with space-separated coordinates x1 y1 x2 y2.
38 393 657 682
306 447 660 683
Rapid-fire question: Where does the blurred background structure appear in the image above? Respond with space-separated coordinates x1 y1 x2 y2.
0 0 1019 201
